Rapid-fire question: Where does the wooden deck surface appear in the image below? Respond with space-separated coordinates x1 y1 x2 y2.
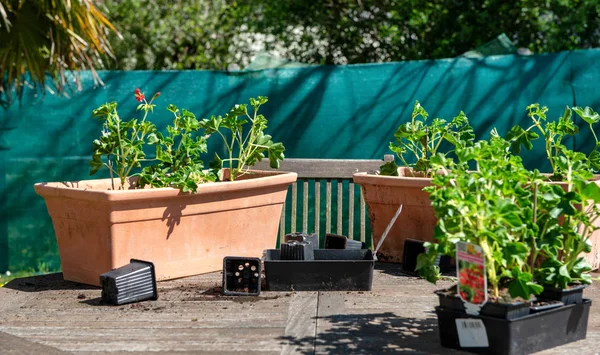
0 264 598 354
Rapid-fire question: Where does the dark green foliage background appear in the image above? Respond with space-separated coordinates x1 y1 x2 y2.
103 0 600 70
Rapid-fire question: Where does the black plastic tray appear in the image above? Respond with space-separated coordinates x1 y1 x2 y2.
264 249 374 291
436 299 591 355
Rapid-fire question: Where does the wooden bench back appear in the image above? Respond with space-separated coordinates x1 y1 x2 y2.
253 155 394 244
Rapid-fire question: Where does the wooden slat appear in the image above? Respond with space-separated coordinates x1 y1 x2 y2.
291 183 297 233
349 182 354 240
280 200 286 243
337 179 343 234
360 189 366 243
303 180 308 232
315 181 320 238
326 180 332 234
252 155 395 179
281 292 318 355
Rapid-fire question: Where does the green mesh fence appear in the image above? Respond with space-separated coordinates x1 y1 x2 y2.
2 49 600 273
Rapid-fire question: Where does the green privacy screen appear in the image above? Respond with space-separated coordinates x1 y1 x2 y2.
1 49 600 273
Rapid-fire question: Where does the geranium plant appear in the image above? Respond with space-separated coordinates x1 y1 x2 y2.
90 89 285 191
506 103 600 179
199 96 285 181
379 100 475 177
417 130 600 300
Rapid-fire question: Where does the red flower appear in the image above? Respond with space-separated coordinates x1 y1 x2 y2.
135 88 145 102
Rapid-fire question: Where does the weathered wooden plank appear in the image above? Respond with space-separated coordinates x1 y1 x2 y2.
33 337 286 353
75 352 277 355
291 183 297 233
0 288 34 313
337 180 343 234
348 182 354 240
281 292 318 355
280 201 286 243
253 157 392 179
303 180 309 232
0 331 67 355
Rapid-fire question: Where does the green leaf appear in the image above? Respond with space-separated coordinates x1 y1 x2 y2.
89 155 104 176
379 161 399 176
267 142 285 169
572 106 600 125
505 125 539 154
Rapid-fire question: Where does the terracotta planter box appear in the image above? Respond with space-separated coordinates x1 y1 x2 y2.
353 168 434 262
35 170 297 286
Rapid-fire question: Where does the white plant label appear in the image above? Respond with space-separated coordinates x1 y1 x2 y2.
455 318 489 347
456 241 487 315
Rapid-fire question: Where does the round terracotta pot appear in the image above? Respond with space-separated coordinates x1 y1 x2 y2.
34 170 297 286
353 168 435 262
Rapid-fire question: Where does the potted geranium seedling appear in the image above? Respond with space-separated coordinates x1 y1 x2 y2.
417 134 595 354
505 103 600 269
353 101 475 261
34 90 297 286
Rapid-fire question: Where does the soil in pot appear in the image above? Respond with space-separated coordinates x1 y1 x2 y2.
529 299 564 314
436 285 532 320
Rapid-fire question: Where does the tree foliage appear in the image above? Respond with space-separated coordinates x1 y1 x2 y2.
104 0 600 70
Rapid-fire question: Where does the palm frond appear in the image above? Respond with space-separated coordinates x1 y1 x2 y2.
0 0 120 101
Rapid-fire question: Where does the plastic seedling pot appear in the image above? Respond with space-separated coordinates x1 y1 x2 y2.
436 291 530 320
529 300 564 314
285 232 319 248
539 284 587 305
324 234 366 250
222 257 261 296
100 259 158 305
264 249 374 291
402 239 453 274
280 241 314 260
436 300 591 355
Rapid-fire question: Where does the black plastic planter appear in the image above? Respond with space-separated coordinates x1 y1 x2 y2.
222 257 261 296
436 291 530 320
436 300 591 355
529 300 564 314
280 240 314 260
264 249 374 291
324 234 366 250
100 259 158 305
285 232 319 248
539 284 587 305
402 239 453 274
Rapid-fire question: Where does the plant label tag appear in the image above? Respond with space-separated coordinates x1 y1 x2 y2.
455 319 489 347
456 242 487 315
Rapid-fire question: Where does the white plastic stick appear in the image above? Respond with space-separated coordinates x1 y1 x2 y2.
374 204 403 260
